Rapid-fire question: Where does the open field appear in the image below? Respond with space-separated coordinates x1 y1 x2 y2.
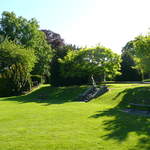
0 83 150 150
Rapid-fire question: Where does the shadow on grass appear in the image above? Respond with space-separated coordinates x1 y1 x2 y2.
0 85 87 105
113 86 150 107
90 86 150 149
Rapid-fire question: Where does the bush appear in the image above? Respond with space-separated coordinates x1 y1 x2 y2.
31 75 42 86
0 76 32 97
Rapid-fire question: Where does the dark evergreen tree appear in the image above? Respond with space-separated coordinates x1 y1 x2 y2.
116 41 142 81
116 53 142 81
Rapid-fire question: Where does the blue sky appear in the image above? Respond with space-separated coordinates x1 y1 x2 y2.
1 0 150 53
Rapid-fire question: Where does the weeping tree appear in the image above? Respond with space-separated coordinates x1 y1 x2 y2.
0 40 36 96
59 46 121 85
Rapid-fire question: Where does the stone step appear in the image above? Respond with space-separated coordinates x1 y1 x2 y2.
78 85 109 102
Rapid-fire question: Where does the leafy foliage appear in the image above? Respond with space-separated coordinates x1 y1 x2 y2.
50 44 79 86
118 53 142 81
0 40 36 96
59 46 121 84
116 41 142 81
133 35 150 74
0 11 53 76
121 40 136 55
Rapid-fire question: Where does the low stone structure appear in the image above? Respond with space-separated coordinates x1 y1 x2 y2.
78 76 109 102
78 85 109 102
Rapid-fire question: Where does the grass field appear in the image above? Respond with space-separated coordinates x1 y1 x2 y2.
0 83 150 150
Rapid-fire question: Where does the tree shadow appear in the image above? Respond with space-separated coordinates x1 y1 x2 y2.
113 86 150 107
90 86 150 149
0 85 87 105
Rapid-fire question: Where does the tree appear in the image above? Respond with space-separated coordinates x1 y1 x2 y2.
0 40 36 96
41 29 64 49
59 46 121 85
121 40 136 55
116 41 142 81
120 35 150 80
116 53 142 81
49 45 75 86
133 35 150 75
0 11 53 77
41 29 66 85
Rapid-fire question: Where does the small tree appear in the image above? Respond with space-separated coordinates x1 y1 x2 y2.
0 40 36 96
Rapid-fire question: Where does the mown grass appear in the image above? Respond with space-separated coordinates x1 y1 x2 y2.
0 83 150 150
144 78 150 82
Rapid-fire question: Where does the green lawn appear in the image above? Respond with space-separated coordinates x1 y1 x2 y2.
144 78 150 82
0 83 150 150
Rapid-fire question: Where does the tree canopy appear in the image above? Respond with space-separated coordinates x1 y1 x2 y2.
41 29 64 49
0 11 53 76
2 10 149 96
133 35 150 74
59 46 121 82
115 40 142 81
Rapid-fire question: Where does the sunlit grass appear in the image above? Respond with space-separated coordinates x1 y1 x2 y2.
0 83 150 150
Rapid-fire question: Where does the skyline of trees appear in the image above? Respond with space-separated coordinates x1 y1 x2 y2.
0 11 150 96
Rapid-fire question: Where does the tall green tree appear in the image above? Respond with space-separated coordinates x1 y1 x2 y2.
0 11 53 77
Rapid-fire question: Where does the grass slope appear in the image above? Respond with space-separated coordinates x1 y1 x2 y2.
0 83 150 150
